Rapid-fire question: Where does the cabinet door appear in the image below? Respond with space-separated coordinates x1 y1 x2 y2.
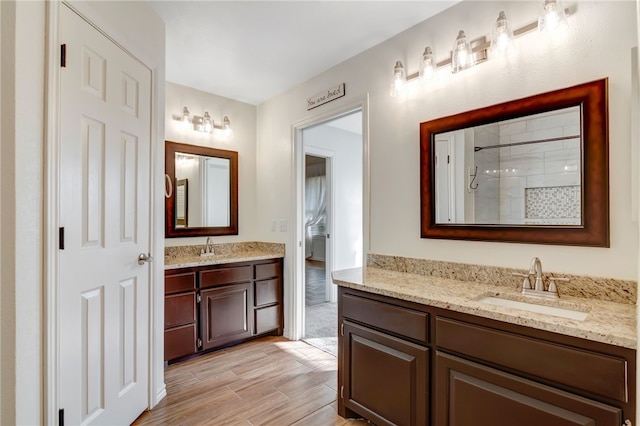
342 321 429 426
435 351 622 426
200 283 252 350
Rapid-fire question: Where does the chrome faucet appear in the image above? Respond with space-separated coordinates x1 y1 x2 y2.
529 257 544 292
511 257 568 299
201 237 215 256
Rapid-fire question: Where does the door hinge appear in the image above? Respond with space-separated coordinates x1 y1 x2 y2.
197 338 202 349
59 227 65 250
197 294 201 303
326 233 330 239
340 386 344 400
60 44 66 68
340 323 344 336
59 408 64 426
447 155 450 164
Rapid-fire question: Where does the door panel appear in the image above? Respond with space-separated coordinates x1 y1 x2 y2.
201 284 252 350
58 5 151 424
342 321 429 426
435 351 622 426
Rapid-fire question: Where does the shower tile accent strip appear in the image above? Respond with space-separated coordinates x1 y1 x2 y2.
367 253 636 305
525 185 580 222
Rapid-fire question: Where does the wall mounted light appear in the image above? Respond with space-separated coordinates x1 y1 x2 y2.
174 106 233 138
390 1 570 96
390 61 407 96
419 47 438 83
490 11 516 57
451 30 474 73
538 0 568 34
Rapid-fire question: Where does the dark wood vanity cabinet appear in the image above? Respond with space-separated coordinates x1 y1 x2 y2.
338 287 635 426
164 258 283 363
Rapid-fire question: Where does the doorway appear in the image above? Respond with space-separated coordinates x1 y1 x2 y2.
298 109 364 356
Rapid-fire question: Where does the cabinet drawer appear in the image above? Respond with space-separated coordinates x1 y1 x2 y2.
255 261 281 280
165 323 197 361
435 317 628 403
255 278 280 307
255 305 280 334
165 292 196 328
200 265 252 288
165 271 196 295
342 293 429 344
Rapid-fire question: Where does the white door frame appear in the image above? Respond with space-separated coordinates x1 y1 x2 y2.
290 95 370 341
43 2 165 423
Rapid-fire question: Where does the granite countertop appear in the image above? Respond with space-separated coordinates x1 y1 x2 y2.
164 242 285 270
332 266 637 350
165 251 283 270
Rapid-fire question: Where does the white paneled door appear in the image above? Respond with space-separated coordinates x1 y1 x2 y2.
58 5 151 425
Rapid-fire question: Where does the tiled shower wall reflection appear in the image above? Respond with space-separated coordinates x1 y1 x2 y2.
525 185 580 224
473 107 581 224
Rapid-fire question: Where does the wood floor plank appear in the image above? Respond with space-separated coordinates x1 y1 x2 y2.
133 336 362 426
247 383 337 426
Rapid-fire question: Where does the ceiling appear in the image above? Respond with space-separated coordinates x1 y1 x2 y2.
148 1 461 105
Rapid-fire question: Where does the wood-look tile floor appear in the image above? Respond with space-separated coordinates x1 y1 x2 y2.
133 336 368 426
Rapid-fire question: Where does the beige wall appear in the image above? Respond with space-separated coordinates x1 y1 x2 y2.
1 2 44 424
164 82 258 247
257 1 638 283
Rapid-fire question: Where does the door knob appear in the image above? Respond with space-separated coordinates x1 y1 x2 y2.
137 253 154 265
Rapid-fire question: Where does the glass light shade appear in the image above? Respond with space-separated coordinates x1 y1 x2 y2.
490 11 516 57
181 106 190 129
451 30 474 73
222 116 233 139
390 60 406 97
203 112 213 133
538 0 568 34
419 47 438 83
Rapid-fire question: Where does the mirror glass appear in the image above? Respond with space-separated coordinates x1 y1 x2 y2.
434 106 581 226
165 141 238 237
420 79 609 247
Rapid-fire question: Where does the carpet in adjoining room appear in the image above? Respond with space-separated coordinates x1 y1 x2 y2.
303 302 337 356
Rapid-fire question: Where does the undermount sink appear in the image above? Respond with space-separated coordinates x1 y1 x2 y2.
478 295 589 321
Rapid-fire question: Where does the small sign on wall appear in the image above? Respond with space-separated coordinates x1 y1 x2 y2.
307 83 345 110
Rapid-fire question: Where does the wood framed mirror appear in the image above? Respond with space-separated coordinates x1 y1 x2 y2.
165 140 238 237
420 78 609 247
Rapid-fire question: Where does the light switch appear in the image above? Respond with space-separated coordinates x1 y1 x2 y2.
271 220 277 232
279 220 287 232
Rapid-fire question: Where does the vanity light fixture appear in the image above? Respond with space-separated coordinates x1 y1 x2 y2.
221 116 233 139
538 0 568 34
180 106 191 129
419 47 438 83
451 30 474 73
390 1 570 96
490 11 516 56
390 61 407 97
175 106 233 137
